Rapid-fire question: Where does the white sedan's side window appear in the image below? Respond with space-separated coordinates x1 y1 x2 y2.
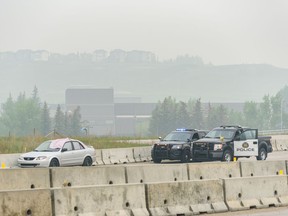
73 141 84 150
63 142 73 151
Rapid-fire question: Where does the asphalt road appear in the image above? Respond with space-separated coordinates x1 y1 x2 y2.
242 149 288 161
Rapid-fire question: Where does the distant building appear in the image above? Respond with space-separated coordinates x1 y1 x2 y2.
126 50 156 63
65 88 115 136
108 49 127 63
31 50 49 61
114 103 156 136
0 52 15 62
65 88 157 136
92 50 107 62
64 88 246 136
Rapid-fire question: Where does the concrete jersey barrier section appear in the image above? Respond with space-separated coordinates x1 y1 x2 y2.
0 153 21 168
53 183 149 216
146 180 228 215
0 189 52 216
270 139 278 151
95 149 104 165
51 165 126 187
126 163 188 183
133 146 152 162
2 161 288 215
188 162 241 180
223 175 288 211
272 138 288 151
102 147 135 164
0 168 50 190
240 160 286 177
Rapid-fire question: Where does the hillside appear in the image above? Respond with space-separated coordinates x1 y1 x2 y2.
0 60 287 104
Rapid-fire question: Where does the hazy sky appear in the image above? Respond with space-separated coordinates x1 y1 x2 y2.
1 0 288 68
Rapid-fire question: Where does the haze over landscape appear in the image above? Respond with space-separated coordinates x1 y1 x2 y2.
1 0 288 104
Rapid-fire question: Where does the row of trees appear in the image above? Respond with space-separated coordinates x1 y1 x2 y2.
149 86 288 136
0 87 82 137
1 86 288 137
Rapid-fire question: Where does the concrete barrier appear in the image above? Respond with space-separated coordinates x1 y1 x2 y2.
51 165 126 187
0 168 50 190
0 189 52 215
146 180 228 215
126 164 188 183
95 149 104 165
188 162 241 180
0 153 21 168
102 148 135 164
240 160 286 177
133 146 152 162
270 139 278 151
224 176 288 211
275 139 288 151
53 184 149 216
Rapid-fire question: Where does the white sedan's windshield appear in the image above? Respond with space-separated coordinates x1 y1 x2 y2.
205 129 235 139
34 141 60 152
163 132 191 141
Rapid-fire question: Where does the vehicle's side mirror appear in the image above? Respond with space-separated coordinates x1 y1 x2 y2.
158 137 162 140
61 148 68 152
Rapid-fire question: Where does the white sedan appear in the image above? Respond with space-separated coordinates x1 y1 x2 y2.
17 138 96 167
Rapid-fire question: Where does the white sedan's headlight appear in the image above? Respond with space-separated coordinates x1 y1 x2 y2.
18 157 24 160
36 156 48 160
171 145 182 150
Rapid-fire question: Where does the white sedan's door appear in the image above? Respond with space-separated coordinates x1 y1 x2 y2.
60 141 75 166
72 141 86 165
234 129 258 157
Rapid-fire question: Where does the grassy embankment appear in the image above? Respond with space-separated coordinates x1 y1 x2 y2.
0 136 150 154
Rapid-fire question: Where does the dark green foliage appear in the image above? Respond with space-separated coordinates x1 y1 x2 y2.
0 88 82 137
69 106 82 136
40 102 51 136
54 104 66 135
191 98 203 129
149 86 288 136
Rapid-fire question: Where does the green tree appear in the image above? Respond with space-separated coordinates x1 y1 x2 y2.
0 94 15 135
175 101 190 129
148 96 177 136
54 104 66 135
191 98 203 129
258 95 272 130
270 94 282 129
227 109 243 127
243 101 258 128
40 102 51 136
70 106 82 136
14 92 41 136
159 96 177 135
149 101 162 136
0 88 42 136
206 104 229 128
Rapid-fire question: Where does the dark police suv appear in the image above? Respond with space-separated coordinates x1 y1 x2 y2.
151 129 207 163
